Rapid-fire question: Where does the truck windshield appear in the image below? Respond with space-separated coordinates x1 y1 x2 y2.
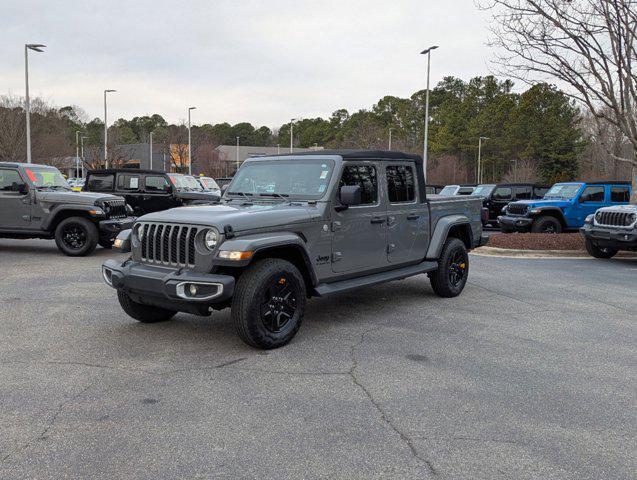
228 159 334 199
544 184 582 199
168 174 204 191
439 186 459 196
24 166 69 189
472 185 495 197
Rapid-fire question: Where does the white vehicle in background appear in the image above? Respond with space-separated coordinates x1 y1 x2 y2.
198 176 222 196
439 185 475 196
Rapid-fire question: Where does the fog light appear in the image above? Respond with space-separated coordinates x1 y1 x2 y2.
189 284 198 296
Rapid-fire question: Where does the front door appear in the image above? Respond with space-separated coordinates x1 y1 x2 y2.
115 173 143 214
0 169 31 230
575 185 606 226
385 164 429 264
331 163 387 273
142 174 175 213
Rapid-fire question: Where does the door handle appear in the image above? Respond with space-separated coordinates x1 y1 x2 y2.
406 214 420 220
370 216 385 224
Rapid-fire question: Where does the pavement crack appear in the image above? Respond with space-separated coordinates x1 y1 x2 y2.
347 326 437 477
1 381 94 464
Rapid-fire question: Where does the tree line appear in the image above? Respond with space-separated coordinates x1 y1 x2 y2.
0 75 631 184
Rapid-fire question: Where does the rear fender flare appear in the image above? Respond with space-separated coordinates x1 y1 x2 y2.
426 215 472 259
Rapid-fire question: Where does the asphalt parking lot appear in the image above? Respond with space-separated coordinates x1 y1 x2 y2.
1 239 635 480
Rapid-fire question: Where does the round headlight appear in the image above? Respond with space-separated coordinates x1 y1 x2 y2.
629 213 636 225
204 228 219 250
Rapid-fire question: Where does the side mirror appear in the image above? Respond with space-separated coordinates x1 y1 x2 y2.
339 185 362 207
16 183 28 195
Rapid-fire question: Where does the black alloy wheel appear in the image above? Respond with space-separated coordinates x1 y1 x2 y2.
448 250 467 287
261 274 298 333
61 224 87 250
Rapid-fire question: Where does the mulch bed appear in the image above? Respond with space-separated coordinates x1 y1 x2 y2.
487 232 585 251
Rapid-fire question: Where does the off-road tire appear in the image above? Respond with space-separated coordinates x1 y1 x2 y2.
117 290 177 323
585 239 618 259
428 237 469 298
54 216 99 256
232 258 306 349
531 215 562 234
99 239 114 249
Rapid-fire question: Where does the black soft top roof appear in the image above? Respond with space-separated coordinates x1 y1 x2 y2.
268 149 423 164
86 168 174 176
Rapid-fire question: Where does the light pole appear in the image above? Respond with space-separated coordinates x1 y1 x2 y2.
277 144 280 154
103 89 116 168
25 44 46 163
290 118 298 153
236 136 240 171
511 159 518 183
80 136 88 177
420 45 438 181
388 127 394 150
188 106 196 175
75 130 82 177
477 136 489 184
149 131 154 170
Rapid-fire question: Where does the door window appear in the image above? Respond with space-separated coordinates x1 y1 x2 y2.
514 186 531 199
386 165 416 203
144 175 170 192
610 186 630 203
493 187 512 200
339 165 377 205
117 174 141 191
87 174 114 191
535 187 548 198
0 169 25 192
580 186 604 202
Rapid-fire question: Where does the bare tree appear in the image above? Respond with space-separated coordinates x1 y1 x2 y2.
483 0 637 201
0 94 26 162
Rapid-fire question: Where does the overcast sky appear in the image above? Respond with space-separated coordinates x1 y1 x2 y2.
2 0 496 128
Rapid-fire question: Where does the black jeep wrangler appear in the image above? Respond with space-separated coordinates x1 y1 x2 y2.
83 169 220 215
473 183 549 226
0 162 135 256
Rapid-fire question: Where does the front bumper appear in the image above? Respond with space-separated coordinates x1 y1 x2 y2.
102 259 235 314
497 215 533 231
580 224 637 249
98 216 136 240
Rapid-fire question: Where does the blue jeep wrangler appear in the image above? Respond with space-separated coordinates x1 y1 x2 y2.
498 181 632 233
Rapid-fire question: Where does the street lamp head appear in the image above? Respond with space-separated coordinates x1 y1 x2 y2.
26 44 46 52
480 136 490 140
104 89 116 93
188 106 196 111
420 45 439 55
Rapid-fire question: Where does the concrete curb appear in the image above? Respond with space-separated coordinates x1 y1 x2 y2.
471 246 637 259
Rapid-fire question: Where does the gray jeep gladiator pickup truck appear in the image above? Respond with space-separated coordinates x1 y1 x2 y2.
0 162 135 256
102 151 486 348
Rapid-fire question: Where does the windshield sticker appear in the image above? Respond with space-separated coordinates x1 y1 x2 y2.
320 170 329 179
130 177 139 189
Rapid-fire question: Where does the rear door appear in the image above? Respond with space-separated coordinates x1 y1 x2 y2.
331 162 387 273
115 172 143 214
0 169 31 230
385 164 429 264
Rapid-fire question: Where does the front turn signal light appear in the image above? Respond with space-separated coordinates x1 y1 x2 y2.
218 250 253 261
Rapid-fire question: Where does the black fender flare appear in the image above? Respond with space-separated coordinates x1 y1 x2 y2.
41 204 103 231
528 207 567 227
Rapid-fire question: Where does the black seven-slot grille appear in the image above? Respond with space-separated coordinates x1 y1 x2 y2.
596 211 635 227
102 200 127 219
140 223 199 267
507 203 528 216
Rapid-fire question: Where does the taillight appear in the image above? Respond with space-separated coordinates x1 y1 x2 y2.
481 208 489 223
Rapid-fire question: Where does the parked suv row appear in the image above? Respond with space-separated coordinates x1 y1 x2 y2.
473 183 549 226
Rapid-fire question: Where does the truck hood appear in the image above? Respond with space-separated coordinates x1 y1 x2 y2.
596 204 637 213
37 190 123 206
510 198 569 209
138 202 312 232
174 190 220 201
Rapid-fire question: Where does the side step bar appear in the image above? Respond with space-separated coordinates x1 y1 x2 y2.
313 261 438 297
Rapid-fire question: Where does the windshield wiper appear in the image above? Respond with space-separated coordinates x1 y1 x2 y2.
258 193 290 199
227 191 254 199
